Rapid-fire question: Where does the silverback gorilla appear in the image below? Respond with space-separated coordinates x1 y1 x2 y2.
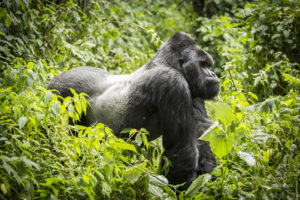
48 32 219 189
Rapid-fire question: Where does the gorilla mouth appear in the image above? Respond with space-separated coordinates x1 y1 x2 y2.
205 81 220 100
206 77 220 84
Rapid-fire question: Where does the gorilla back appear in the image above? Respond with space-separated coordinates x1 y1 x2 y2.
48 66 164 140
48 32 220 188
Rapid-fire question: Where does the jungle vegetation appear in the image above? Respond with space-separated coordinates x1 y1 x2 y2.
0 0 299 199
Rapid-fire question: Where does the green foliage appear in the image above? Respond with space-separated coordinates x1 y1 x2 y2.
0 0 195 73
195 1 300 198
197 0 300 99
0 0 299 199
0 60 171 199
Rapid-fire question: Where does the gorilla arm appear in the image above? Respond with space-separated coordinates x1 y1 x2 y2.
130 67 200 185
193 98 212 138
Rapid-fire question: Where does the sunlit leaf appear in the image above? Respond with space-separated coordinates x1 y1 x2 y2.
120 128 132 133
44 91 52 104
283 73 300 89
201 122 235 158
212 102 234 124
102 182 112 198
83 175 90 185
124 167 142 184
1 184 8 195
185 174 211 197
238 151 256 166
200 121 219 140
5 16 11 28
18 116 28 130
22 157 40 170
142 133 149 150
210 132 234 159
113 142 137 152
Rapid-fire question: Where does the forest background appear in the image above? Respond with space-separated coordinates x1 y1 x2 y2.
0 0 299 199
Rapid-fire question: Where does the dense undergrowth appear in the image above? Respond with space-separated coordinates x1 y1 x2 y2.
0 0 299 199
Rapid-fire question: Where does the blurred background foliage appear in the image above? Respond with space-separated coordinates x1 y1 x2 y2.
0 0 299 199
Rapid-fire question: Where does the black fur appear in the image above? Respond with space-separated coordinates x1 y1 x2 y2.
47 32 220 188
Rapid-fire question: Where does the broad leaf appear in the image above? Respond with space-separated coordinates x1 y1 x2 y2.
238 151 256 166
113 142 137 152
124 167 142 184
18 116 28 130
185 174 211 197
213 102 234 124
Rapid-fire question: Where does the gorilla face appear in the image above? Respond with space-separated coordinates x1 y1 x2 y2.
181 47 220 100
200 67 220 100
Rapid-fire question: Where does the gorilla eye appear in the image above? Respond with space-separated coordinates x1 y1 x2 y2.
199 61 208 67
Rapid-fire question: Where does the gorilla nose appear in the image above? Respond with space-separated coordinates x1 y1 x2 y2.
210 71 217 78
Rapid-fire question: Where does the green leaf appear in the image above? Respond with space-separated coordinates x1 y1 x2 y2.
212 102 234 124
248 92 258 101
27 62 34 70
238 151 256 166
68 104 75 117
282 73 300 89
113 142 137 152
44 91 53 104
149 175 169 187
5 16 11 28
201 122 235 158
74 138 81 155
244 3 254 8
74 98 82 116
83 187 94 200
50 194 58 200
51 101 61 116
124 167 142 184
148 184 164 199
214 27 222 36
22 0 29 8
67 0 75 9
210 132 234 159
185 174 211 197
70 88 77 96
23 157 40 170
83 126 92 137
135 133 142 146
142 133 149 150
18 116 28 130
0 8 7 18
83 175 90 185
80 95 88 115
200 121 219 140
102 182 112 198
41 177 68 187
120 128 132 134
283 30 290 38
1 184 8 195
271 34 280 40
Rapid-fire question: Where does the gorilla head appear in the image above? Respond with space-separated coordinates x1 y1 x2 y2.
151 32 220 100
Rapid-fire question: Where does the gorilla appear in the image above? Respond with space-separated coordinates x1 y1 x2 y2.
48 32 219 188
